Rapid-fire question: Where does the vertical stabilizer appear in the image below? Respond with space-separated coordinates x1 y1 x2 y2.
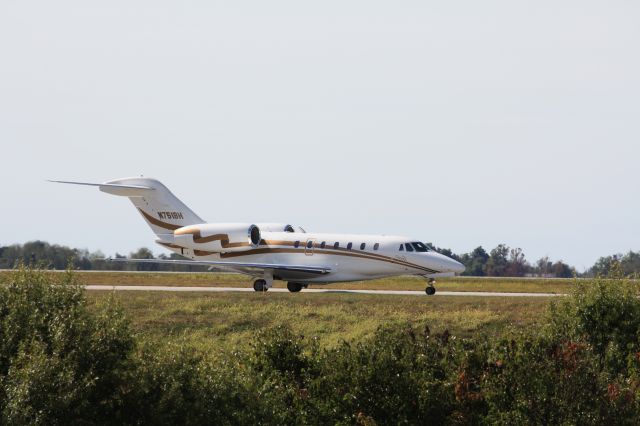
50 177 204 237
100 177 204 236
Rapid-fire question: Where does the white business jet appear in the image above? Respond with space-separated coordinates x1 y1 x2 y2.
51 177 464 295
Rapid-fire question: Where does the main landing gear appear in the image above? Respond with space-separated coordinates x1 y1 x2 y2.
253 280 308 293
253 279 268 292
287 282 303 293
287 282 309 293
425 278 436 296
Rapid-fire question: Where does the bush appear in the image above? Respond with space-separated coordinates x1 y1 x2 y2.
548 264 640 372
0 265 134 424
481 336 613 424
479 265 640 424
129 342 268 425
306 325 474 425
2 265 640 424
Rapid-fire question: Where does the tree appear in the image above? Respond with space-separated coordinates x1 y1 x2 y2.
621 251 640 276
535 256 552 276
129 247 157 271
589 255 618 277
485 245 510 277
506 248 528 277
551 261 575 278
460 247 489 276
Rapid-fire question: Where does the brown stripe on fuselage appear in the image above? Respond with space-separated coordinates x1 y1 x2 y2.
175 228 251 249
138 208 182 230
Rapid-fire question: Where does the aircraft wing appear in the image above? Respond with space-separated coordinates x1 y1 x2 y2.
104 258 331 277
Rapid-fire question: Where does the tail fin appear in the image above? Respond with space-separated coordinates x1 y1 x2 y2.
50 177 204 237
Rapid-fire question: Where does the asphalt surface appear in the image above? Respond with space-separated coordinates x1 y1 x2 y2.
85 285 565 297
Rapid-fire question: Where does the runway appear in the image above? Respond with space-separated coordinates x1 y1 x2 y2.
85 285 565 297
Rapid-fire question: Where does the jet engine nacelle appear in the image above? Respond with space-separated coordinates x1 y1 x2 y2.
256 223 296 233
256 224 307 233
173 223 261 253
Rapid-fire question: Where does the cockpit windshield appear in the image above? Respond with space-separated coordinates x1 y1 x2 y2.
411 242 430 252
399 242 431 252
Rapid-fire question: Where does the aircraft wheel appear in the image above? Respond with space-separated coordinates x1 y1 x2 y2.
253 279 268 292
425 286 436 296
287 282 303 293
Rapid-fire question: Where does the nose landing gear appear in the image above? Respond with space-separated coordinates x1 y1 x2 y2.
425 278 436 296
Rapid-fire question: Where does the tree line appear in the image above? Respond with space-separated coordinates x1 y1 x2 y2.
1 240 639 277
0 241 208 272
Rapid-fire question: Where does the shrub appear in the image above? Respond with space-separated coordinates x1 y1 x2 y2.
481 336 608 424
479 265 640 424
3 265 640 424
548 264 640 372
307 325 471 425
129 342 267 425
0 265 134 424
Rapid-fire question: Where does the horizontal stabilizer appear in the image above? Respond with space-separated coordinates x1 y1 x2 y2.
48 180 155 197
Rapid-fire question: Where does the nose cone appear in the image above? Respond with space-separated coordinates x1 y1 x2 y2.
450 259 465 274
430 253 466 274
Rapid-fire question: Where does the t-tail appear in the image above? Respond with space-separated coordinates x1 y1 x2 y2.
48 177 204 239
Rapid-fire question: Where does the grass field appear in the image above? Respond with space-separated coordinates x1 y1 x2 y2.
0 270 580 293
87 290 551 352
0 270 566 352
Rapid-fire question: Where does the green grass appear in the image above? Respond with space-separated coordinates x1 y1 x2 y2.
87 291 550 353
0 269 567 354
0 270 579 293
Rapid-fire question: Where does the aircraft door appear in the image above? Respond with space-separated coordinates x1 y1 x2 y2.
305 239 315 256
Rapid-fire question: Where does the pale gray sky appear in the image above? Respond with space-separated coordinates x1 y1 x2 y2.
1 1 638 270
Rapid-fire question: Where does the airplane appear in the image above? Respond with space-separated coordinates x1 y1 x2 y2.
50 177 465 295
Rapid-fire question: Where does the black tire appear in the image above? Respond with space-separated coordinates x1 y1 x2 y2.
425 286 436 296
253 279 268 292
287 282 303 293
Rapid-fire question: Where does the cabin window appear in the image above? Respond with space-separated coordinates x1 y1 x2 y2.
347 242 353 250
405 243 414 252
320 241 326 249
334 242 339 249
374 243 380 250
360 243 366 250
399 244 404 251
294 241 300 248
306 241 313 249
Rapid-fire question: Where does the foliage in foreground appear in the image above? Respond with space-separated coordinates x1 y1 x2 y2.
0 266 640 424
0 266 134 424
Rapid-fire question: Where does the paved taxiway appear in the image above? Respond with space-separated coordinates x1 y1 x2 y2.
85 285 565 297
